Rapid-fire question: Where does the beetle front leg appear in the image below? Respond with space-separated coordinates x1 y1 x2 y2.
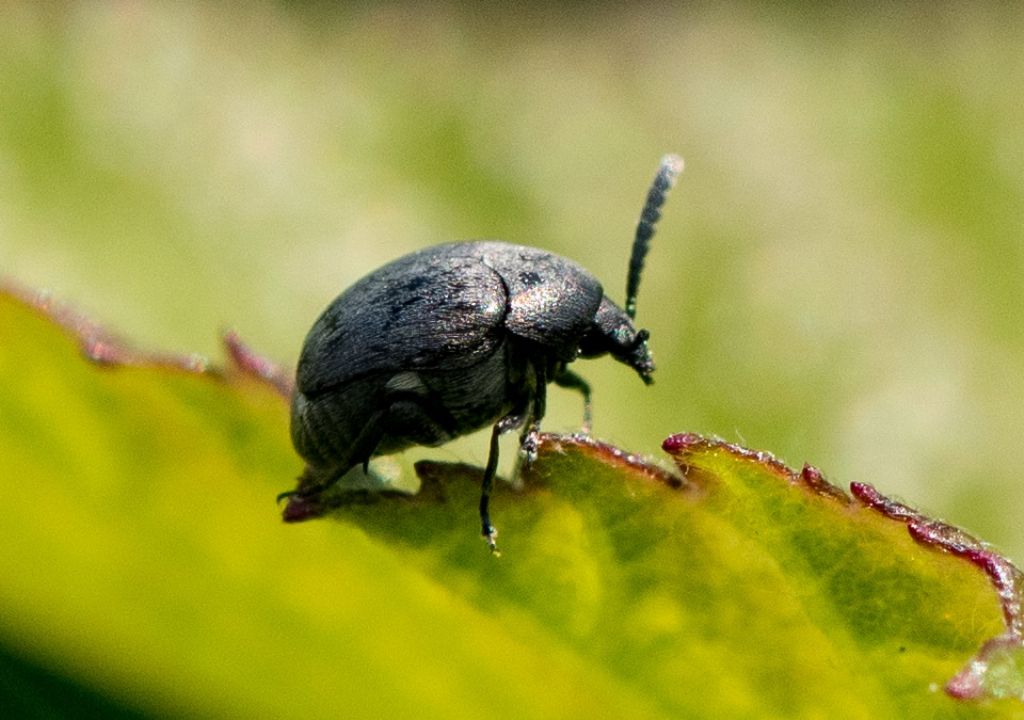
480 412 526 553
553 367 592 434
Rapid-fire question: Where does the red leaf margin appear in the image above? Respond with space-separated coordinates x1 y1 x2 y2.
664 432 1024 701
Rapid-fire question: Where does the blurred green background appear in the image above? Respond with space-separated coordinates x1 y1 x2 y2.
2 0 1021 600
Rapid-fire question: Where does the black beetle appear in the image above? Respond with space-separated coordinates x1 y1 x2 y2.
284 154 682 550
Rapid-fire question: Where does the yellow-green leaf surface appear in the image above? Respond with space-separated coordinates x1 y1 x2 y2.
1 289 1022 719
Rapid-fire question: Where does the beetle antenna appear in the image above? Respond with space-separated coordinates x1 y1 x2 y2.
625 154 683 320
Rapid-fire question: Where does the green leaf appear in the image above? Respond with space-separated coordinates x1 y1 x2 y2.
1 288 1022 719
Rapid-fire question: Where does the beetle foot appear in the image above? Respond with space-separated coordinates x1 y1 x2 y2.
519 429 541 465
278 469 334 522
281 491 327 522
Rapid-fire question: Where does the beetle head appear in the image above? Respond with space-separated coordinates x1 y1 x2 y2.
579 297 654 384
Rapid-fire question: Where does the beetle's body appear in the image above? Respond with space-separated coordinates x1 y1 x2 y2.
291 240 648 487
284 155 682 550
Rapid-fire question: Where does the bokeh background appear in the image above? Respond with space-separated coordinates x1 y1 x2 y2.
2 0 1022 594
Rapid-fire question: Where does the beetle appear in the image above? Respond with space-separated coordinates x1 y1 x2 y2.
283 154 683 551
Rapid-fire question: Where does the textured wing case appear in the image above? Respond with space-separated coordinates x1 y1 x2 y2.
297 246 508 396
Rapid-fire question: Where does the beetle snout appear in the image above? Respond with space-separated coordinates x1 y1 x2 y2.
629 329 655 384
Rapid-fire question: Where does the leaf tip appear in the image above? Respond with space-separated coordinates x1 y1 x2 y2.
851 480 1024 701
222 329 294 398
946 635 1024 701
